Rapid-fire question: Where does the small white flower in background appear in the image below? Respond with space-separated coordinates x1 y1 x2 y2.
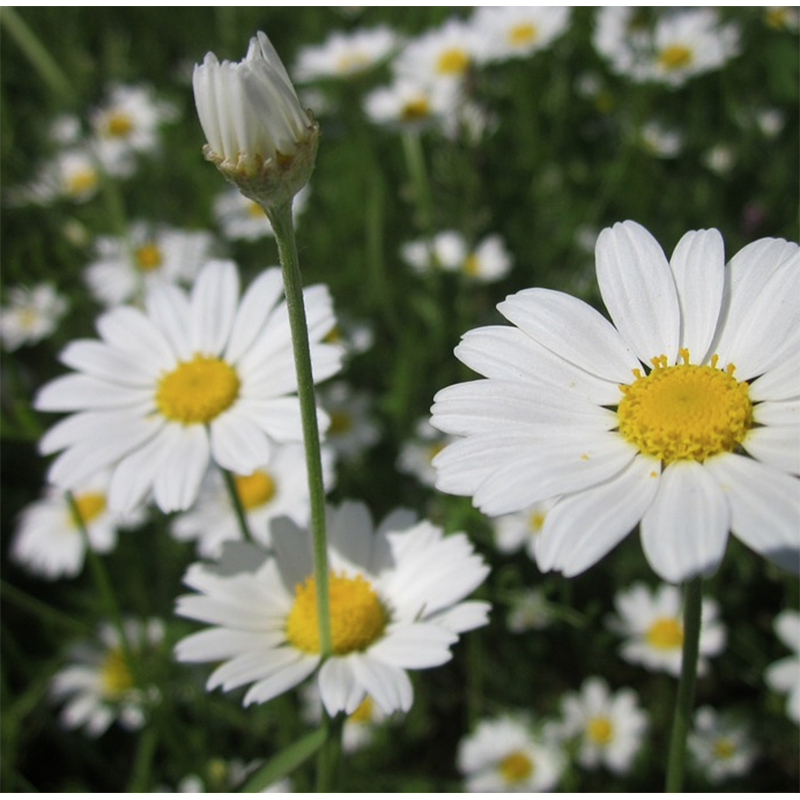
471 6 572 64
50 618 164 737
193 31 319 208
492 499 557 563
317 381 381 461
765 609 800 724
171 442 336 559
213 185 310 242
459 234 513 282
0 283 68 351
606 583 726 676
688 707 758 783
764 6 800 31
703 144 737 176
755 107 785 139
457 715 565 792
10 147 101 206
174 501 490 715
322 314 374 360
83 222 217 307
506 588 555 633
294 26 399 82
397 418 455 489
363 76 460 131
402 231 510 281
35 260 343 514
558 677 648 775
639 120 683 158
11 472 145 580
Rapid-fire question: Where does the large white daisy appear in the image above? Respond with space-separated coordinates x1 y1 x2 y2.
431 220 799 583
174 501 490 715
35 260 343 514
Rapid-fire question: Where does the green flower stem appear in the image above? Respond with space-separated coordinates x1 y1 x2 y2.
316 713 344 793
665 575 703 792
264 201 332 660
401 129 435 237
221 468 253 543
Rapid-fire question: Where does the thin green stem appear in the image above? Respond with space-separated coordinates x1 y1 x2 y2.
264 201 332 660
315 713 343 793
665 575 703 792
221 468 253 543
401 129 435 237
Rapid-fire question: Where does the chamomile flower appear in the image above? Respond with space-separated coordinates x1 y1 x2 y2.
364 76 460 131
471 6 572 64
506 588 555 633
492 500 557 562
14 147 101 205
688 707 758 783
171 442 336 558
212 185 310 242
457 715 564 792
397 419 455 489
11 472 145 580
294 26 398 82
765 609 800 723
50 618 164 737
35 260 343 514
0 283 67 351
317 381 381 461
401 230 467 275
606 583 726 676
84 222 217 307
174 501 490 715
559 677 648 775
431 220 800 583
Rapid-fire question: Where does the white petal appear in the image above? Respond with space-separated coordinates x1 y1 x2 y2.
234 397 305 442
153 425 210 512
209 409 273 472
368 623 456 669
95 305 175 371
207 646 294 691
190 260 239 354
350 653 413 714
224 267 284 364
173 628 268 661
146 284 193 361
429 601 491 633
59 339 156 386
749 357 800 402
537 454 661 576
108 426 172 513
243 656 318 706
318 656 366 715
753 399 799 428
743 425 800 475
35 374 151 411
640 461 731 583
325 501 375 570
595 220 680 364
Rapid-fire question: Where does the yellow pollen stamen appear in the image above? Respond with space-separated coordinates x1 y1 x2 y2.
586 716 614 746
657 43 693 71
286 571 388 655
765 7 789 28
462 253 479 276
234 470 276 510
134 242 162 272
427 442 446 463
508 22 538 46
335 51 371 75
65 168 98 197
436 47 469 75
328 409 353 435
104 110 134 138
69 492 106 527
646 616 684 650
499 751 534 783
155 354 240 424
247 200 264 218
712 736 736 760
100 646 133 696
348 695 374 724
617 350 752 464
401 98 430 122
528 510 546 534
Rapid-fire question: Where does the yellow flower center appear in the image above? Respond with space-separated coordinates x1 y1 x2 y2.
104 110 134 138
712 736 736 761
427 442 446 463
436 47 469 75
462 253 479 276
286 571 388 655
586 715 614 746
247 200 264 218
69 491 106 527
401 98 431 122
64 168 98 197
508 22 538 46
348 695 374 724
646 616 684 650
335 51 372 75
617 351 752 464
155 354 240 424
765 7 790 29
528 510 546 534
329 409 353 435
234 469 276 510
499 750 533 783
134 242 162 272
657 43 693 71
100 646 133 696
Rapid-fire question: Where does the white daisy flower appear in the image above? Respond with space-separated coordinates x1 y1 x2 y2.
431 220 800 583
294 26 399 82
35 260 343 514
83 222 217 307
639 120 683 158
174 501 490 715
364 76 460 131
764 6 800 31
51 618 164 737
471 6 572 64
606 582 726 676
0 283 68 351
11 472 145 580
317 381 381 461
688 706 758 783
401 230 468 275
765 609 800 724
492 500 557 562
457 715 565 792
506 588 555 633
559 677 648 775
171 441 336 558
397 418 455 489
213 185 310 242
11 147 101 205
459 235 513 283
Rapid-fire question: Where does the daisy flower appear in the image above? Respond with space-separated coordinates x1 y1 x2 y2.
431 220 799 583
401 230 468 275
506 588 555 633
212 185 310 243
606 582 726 676
765 609 800 723
317 381 381 461
460 235 513 283
171 442 336 558
492 499 557 562
11 472 145 580
84 222 217 307
397 418 456 489
174 501 490 715
51 618 164 737
364 76 460 131
558 677 648 775
471 6 572 64
294 26 399 82
11 147 101 205
35 260 343 514
457 715 564 792
688 706 758 783
0 283 67 351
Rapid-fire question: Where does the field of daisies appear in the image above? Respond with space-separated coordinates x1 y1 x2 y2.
2 6 799 793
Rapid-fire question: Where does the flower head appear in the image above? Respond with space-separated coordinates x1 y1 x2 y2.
174 501 490 715
0 283 67 351
688 706 758 783
35 260 342 514
765 609 800 723
193 31 319 208
431 220 799 583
